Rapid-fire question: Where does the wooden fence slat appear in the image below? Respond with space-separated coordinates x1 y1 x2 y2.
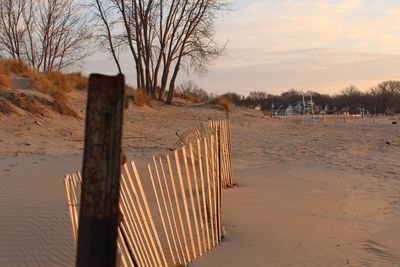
159 157 187 266
121 174 154 267
166 154 191 262
148 163 176 266
130 162 168 267
119 184 148 267
204 136 215 247
123 165 160 267
68 176 80 236
189 143 206 254
221 121 228 186
120 173 153 267
182 147 202 257
197 139 210 251
119 221 140 267
64 176 77 242
211 133 218 246
153 157 183 266
118 227 136 267
174 150 197 260
227 120 233 185
216 125 222 242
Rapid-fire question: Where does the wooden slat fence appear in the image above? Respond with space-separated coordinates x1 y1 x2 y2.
176 120 233 188
64 120 232 267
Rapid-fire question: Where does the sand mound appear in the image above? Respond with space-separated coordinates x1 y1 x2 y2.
0 60 86 118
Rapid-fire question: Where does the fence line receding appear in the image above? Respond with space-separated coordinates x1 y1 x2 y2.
64 120 233 267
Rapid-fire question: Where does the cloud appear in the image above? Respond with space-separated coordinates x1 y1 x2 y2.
216 0 400 54
83 0 400 95
191 48 400 94
190 0 400 94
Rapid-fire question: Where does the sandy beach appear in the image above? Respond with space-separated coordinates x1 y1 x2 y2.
1 93 400 266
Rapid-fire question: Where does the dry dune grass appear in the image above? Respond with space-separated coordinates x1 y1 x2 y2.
26 71 70 101
1 59 30 74
35 95 79 118
5 92 47 116
0 73 12 92
0 59 84 118
0 97 15 115
0 64 12 92
129 88 152 107
67 72 88 90
3 91 79 118
174 91 203 103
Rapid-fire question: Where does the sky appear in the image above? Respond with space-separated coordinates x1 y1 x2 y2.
83 0 400 95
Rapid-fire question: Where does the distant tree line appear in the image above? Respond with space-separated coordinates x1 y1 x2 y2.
223 81 400 115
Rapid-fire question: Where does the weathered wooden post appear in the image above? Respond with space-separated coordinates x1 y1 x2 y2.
76 74 125 267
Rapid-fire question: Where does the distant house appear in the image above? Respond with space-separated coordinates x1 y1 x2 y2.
285 104 293 115
254 104 262 111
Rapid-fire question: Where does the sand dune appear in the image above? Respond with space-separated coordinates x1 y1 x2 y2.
1 98 399 266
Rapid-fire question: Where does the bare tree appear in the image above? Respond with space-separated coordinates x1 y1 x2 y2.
371 81 400 114
0 0 92 72
0 0 28 60
341 85 362 114
91 0 122 73
93 0 228 103
161 0 228 104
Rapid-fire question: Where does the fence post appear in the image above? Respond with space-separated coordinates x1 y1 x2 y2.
76 74 125 267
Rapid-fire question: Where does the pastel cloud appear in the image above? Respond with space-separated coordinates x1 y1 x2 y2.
84 0 400 95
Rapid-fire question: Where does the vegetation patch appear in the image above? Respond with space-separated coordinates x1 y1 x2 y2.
211 96 234 110
67 72 88 90
35 96 79 119
176 81 209 103
1 59 30 74
129 89 153 107
0 97 15 115
0 73 11 92
4 92 47 116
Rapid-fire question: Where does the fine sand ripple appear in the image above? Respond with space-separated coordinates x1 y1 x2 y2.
0 155 81 267
0 105 399 266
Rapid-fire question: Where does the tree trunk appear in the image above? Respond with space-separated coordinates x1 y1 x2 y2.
166 61 180 104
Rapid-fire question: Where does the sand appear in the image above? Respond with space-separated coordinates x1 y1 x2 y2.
1 92 399 266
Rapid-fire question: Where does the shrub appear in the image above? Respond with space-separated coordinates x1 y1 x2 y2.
131 89 152 106
223 92 242 104
176 81 209 103
211 96 234 110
